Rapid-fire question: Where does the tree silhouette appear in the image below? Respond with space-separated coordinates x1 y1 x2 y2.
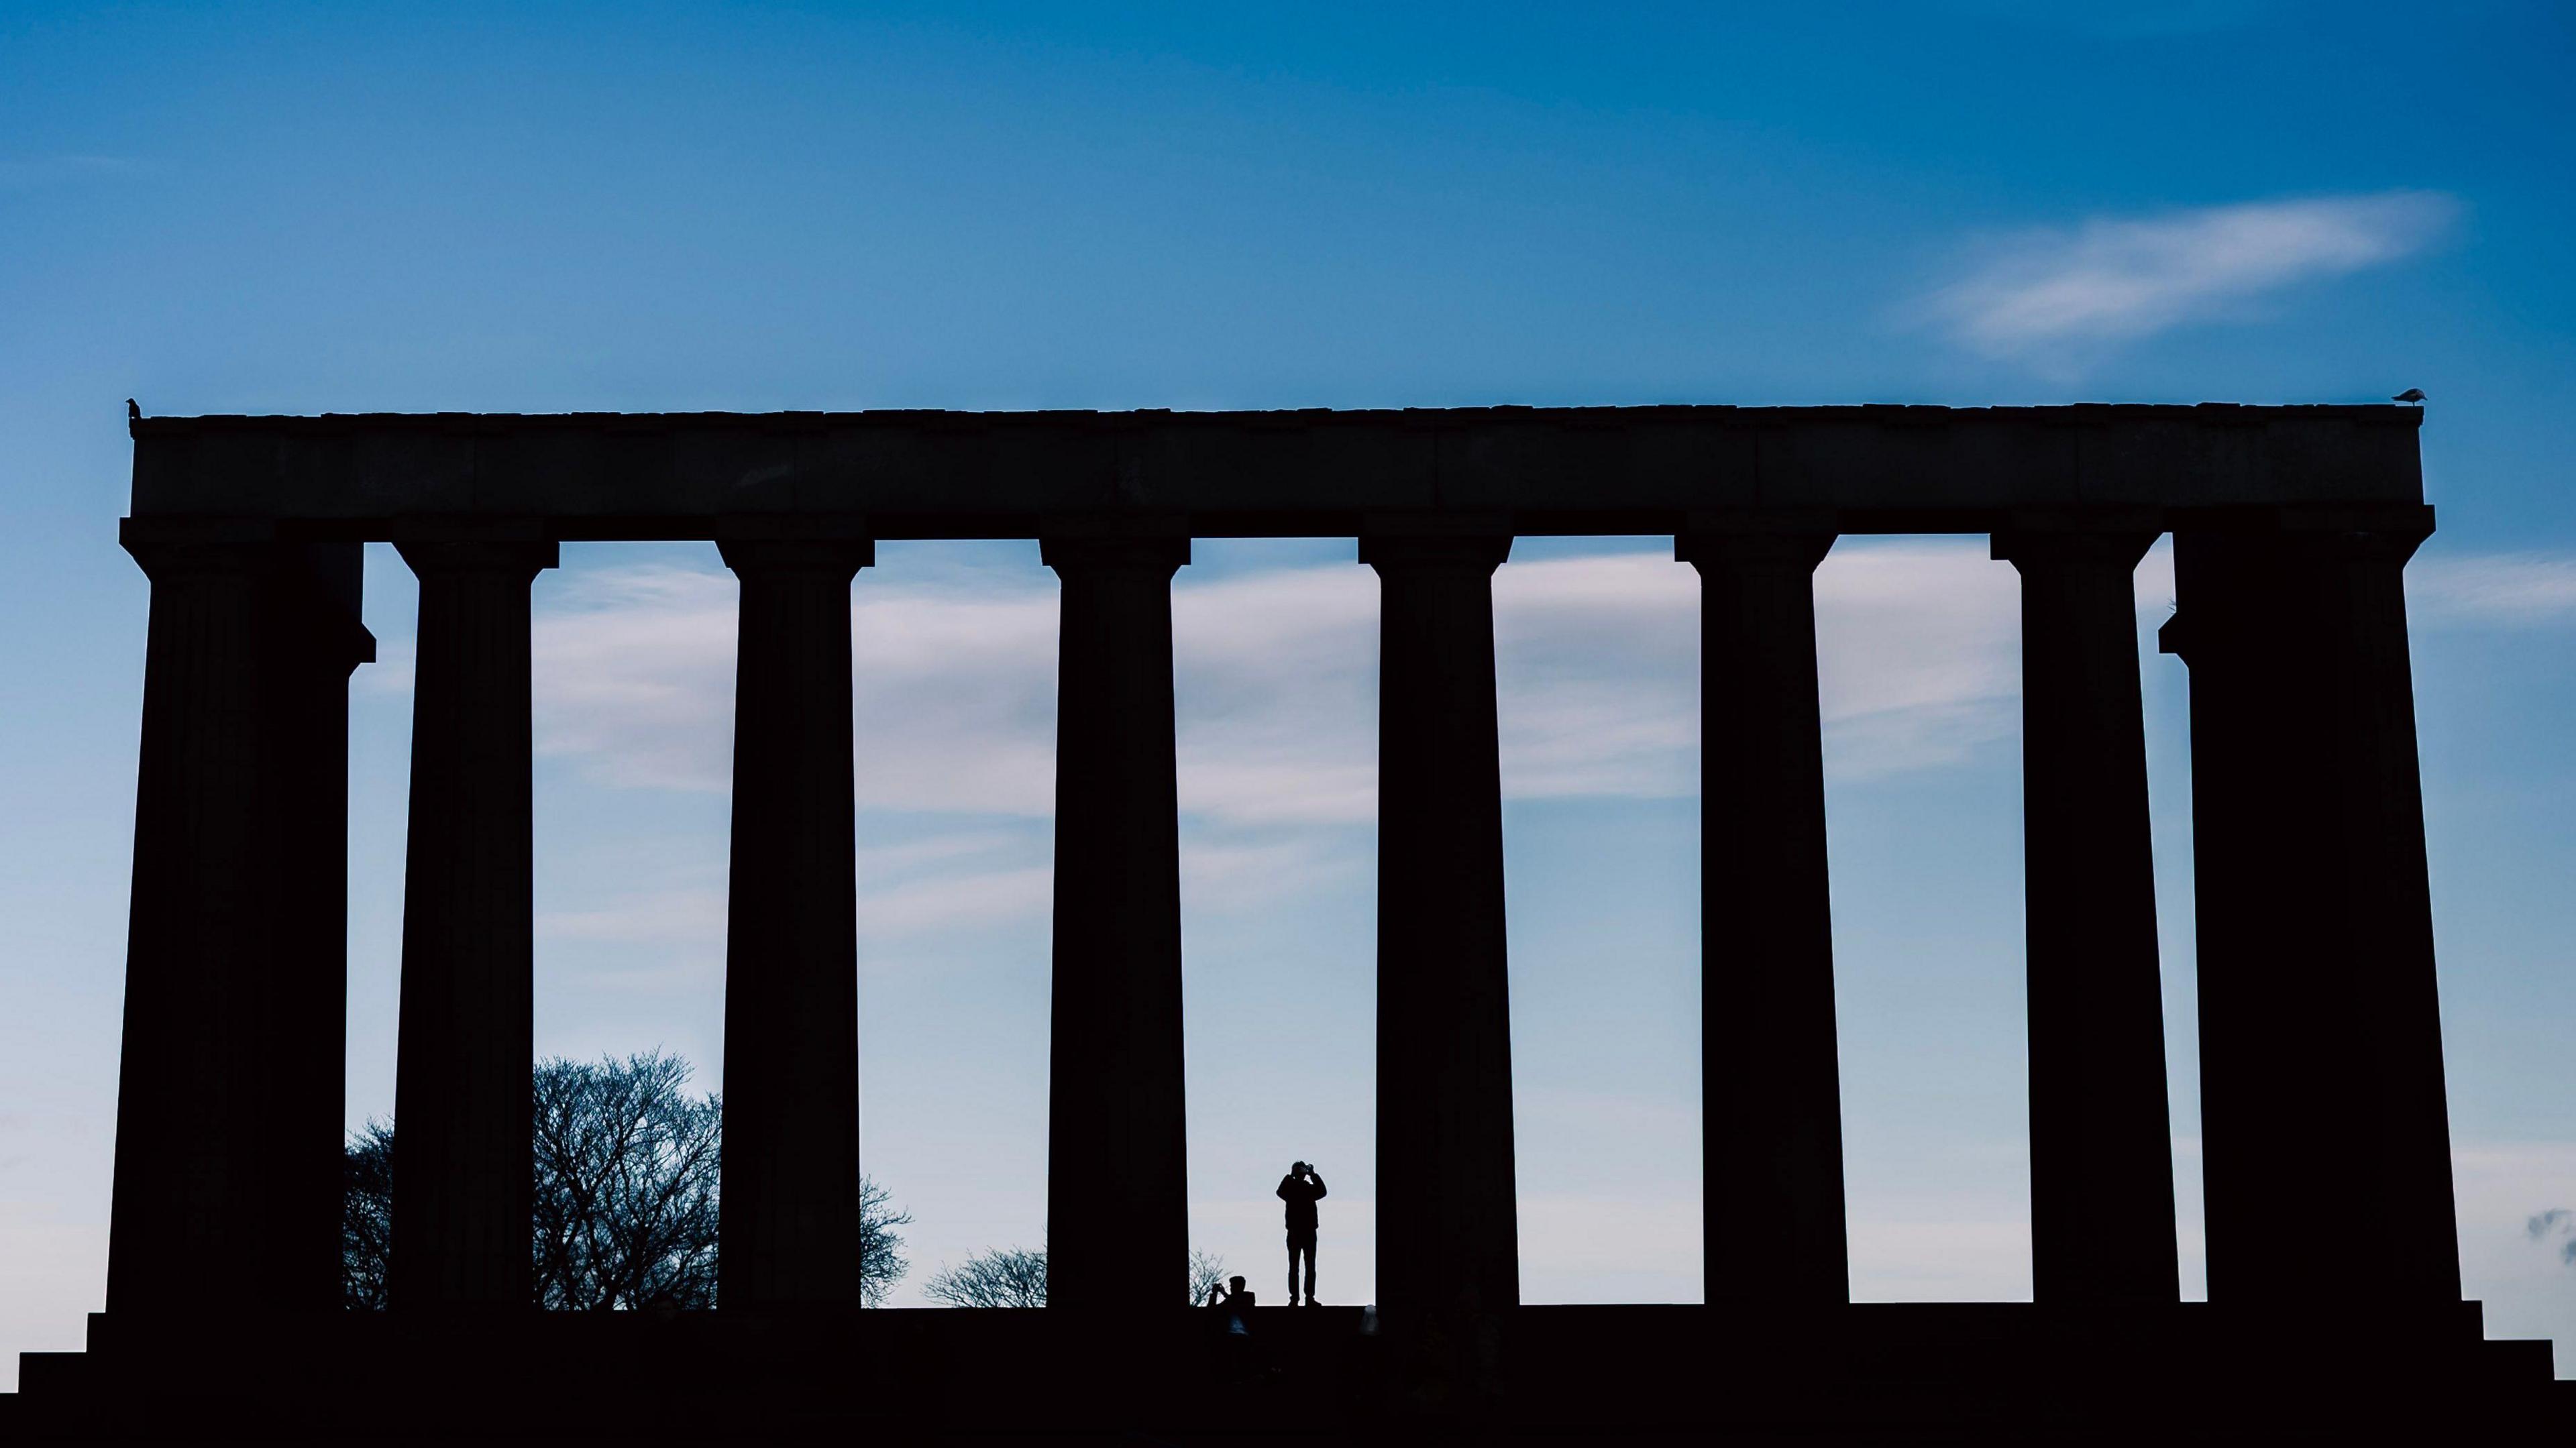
923 1245 1048 1307
530 1050 721 1309
920 1244 1226 1307
340 1120 395 1310
340 1050 910 1308
857 1176 912 1306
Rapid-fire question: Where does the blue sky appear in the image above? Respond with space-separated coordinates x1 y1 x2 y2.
5 0 2575 1386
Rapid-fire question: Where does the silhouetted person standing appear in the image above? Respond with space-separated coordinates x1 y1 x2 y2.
1277 1161 1327 1305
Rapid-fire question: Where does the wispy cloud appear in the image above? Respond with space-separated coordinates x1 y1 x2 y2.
541 887 728 947
2132 542 2576 632
2408 553 2576 626
536 824 1364 961
1815 545 2023 779
445 544 2032 828
1924 191 2458 362
536 829 1065 948
412 545 2037 947
371 537 2576 1043
382 539 2573 844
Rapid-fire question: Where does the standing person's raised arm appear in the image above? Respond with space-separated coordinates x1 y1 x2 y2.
1309 1171 1326 1199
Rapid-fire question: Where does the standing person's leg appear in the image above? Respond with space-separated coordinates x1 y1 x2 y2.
1304 1233 1318 1304
1286 1234 1301 1304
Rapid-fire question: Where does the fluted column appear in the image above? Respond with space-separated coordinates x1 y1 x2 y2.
390 537 555 1309
1365 531 1519 1315
2160 506 2458 1304
1678 523 1848 1304
107 526 371 1314
1041 534 1190 1313
716 535 871 1308
1994 524 2178 1302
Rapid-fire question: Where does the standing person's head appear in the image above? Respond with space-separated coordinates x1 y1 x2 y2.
1228 1275 1246 1295
1291 1160 1309 1176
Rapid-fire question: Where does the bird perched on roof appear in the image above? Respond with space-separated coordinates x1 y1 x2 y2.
2393 388 2427 404
126 398 140 422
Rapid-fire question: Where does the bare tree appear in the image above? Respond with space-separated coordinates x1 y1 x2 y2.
1189 1247 1226 1305
921 1244 1228 1307
340 1120 395 1310
923 1245 1049 1307
859 1176 914 1307
341 1050 912 1308
530 1050 722 1309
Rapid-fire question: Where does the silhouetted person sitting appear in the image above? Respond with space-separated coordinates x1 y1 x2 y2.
1202 1274 1262 1385
1206 1274 1254 1331
1277 1160 1328 1305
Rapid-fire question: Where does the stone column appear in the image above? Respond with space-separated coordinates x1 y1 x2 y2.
390 537 555 1309
1041 534 1190 1313
1365 532 1519 1315
1678 523 1849 1304
1994 524 2178 1302
107 526 371 1315
2161 506 2458 1304
716 535 871 1308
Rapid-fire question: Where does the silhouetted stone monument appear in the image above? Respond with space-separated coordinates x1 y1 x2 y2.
10 404 2565 1441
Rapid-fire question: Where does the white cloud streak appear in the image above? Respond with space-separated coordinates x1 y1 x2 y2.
390 539 2576 977
392 537 2570 834
2408 554 2576 626
465 543 2031 940
1926 191 2458 359
472 543 2033 830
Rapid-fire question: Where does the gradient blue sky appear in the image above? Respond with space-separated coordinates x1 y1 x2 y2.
5 1 2575 1387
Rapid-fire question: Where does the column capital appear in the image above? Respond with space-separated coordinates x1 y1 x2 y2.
716 536 875 577
1358 533 1511 571
2157 509 2433 661
392 534 559 577
1675 516 1835 572
1040 534 1189 573
119 517 282 579
1991 518 2159 571
2166 503 2434 556
120 522 375 671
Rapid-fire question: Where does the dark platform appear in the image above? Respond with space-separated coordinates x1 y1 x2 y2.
8 1303 2564 1443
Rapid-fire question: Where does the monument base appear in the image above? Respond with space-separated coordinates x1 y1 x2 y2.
9 1302 2565 1441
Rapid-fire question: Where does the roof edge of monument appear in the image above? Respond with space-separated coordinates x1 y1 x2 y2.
127 401 2424 434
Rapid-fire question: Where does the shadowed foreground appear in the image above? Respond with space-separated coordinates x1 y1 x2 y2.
8 1302 2567 1442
